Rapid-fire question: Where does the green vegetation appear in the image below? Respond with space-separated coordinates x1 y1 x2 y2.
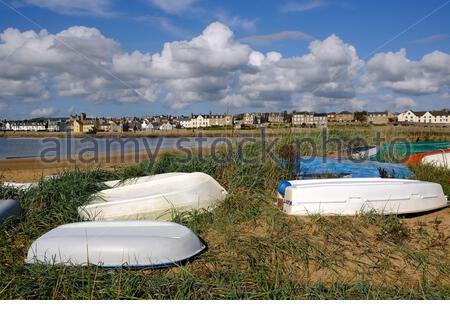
0 129 449 299
411 164 450 196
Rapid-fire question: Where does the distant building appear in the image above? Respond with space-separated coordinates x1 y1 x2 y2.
179 116 192 129
292 112 313 127
159 123 174 130
47 120 67 132
5 121 47 131
110 120 129 133
129 119 142 132
313 113 328 127
6 119 67 132
368 111 394 124
244 113 256 126
268 113 284 124
292 112 327 127
179 114 232 129
429 110 450 124
398 109 450 124
97 119 112 132
397 110 425 123
71 113 99 133
141 119 154 131
336 111 354 123
327 112 337 122
73 119 98 133
243 113 268 127
191 114 209 128
209 114 233 127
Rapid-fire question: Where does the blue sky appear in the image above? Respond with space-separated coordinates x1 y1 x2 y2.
0 0 450 119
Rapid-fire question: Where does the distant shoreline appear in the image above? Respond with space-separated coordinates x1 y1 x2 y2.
0 127 317 139
1 124 449 139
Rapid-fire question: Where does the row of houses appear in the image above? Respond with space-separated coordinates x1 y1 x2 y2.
2 109 448 132
397 110 450 124
0 120 67 132
238 109 449 127
70 113 234 133
240 111 396 127
71 113 178 133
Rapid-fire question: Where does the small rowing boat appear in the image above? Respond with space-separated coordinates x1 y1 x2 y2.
26 221 206 268
406 148 450 169
79 172 228 221
278 178 447 216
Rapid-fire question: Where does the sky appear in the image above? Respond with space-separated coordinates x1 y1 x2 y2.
0 0 450 119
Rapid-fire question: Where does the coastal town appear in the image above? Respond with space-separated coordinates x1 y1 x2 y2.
0 109 449 133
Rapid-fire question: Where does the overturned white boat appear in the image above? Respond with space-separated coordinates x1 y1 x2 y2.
79 172 228 221
406 149 450 169
278 178 448 216
422 151 450 168
26 221 206 268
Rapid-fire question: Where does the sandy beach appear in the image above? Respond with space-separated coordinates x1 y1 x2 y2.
0 152 161 182
0 147 211 182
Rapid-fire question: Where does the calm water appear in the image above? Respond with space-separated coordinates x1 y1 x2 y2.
0 136 232 159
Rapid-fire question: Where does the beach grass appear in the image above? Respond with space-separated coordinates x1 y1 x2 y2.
0 129 449 299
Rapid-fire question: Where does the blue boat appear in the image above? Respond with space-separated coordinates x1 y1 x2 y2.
295 157 413 179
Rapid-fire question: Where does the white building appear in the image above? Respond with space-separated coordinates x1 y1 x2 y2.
159 123 174 130
141 119 154 131
244 113 256 125
180 114 212 128
191 114 209 128
398 109 450 124
5 121 47 131
179 117 192 129
397 110 424 123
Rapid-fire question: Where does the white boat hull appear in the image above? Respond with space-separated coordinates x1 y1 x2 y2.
26 221 206 268
282 178 448 216
421 152 450 169
79 172 228 221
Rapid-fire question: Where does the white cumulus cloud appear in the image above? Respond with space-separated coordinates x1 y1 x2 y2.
30 107 56 117
1 22 450 113
367 48 450 96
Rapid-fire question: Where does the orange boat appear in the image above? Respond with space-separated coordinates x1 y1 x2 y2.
406 148 450 169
